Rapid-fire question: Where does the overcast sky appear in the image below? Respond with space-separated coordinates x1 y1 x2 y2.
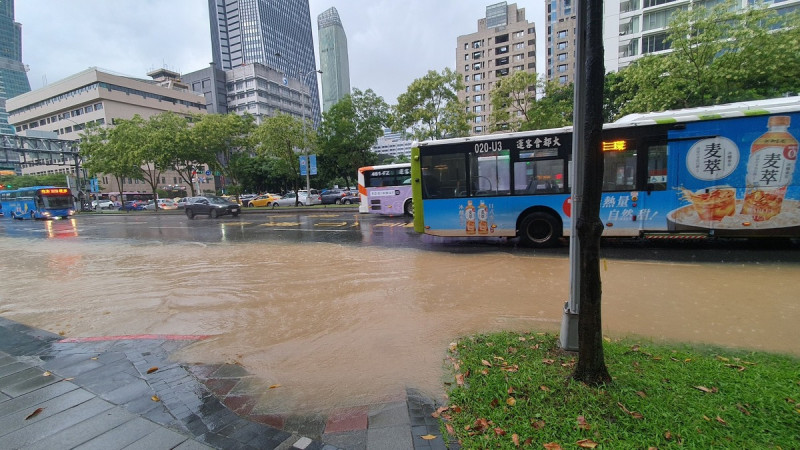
14 0 546 105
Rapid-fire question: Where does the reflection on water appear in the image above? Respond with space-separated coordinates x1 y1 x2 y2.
0 234 798 415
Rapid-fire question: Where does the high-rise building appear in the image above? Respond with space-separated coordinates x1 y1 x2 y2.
0 0 31 134
207 0 321 126
456 2 536 136
545 0 577 85
317 7 351 112
603 0 800 73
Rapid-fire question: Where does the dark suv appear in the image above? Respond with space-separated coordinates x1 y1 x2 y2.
320 188 350 204
185 196 240 219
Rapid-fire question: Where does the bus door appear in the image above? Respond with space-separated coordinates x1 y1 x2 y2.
639 139 672 233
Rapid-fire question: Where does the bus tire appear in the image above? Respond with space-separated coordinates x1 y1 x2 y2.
404 199 414 217
519 212 560 247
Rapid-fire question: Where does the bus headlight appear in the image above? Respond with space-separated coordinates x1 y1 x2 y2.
68 210 75 216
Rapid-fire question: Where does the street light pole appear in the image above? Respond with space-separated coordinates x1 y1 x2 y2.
301 69 322 196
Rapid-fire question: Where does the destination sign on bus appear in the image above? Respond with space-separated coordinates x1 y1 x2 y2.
40 188 70 195
515 135 562 150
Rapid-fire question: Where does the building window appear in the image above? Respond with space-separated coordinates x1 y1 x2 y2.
513 54 524 61
475 116 484 123
558 64 568 73
558 53 567 61
642 32 670 54
473 51 482 59
465 64 470 71
496 45 509 55
465 53 470 60
474 73 482 81
94 103 103 110
513 31 524 39
513 65 524 72
559 75 568 84
472 40 482 48
474 84 483 92
557 30 568 39
557 42 568 50
465 75 470 82
514 42 524 50
473 62 482 70
474 94 484 102
496 56 509 66
474 126 484 133
473 105 483 113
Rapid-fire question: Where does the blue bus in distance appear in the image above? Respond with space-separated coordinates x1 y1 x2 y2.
0 186 75 220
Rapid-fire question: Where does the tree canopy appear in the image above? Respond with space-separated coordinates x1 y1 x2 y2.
391 68 472 140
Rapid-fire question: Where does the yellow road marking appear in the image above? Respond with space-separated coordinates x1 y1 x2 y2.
314 222 348 227
262 222 301 227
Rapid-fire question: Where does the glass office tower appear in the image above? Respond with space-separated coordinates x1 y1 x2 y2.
317 7 350 112
0 0 32 134
208 0 321 125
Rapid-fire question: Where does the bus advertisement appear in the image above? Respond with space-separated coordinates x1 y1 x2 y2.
411 97 800 247
357 163 414 216
0 186 75 220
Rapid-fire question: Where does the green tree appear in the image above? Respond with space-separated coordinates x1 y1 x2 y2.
110 115 172 208
79 121 140 204
617 1 800 115
251 114 315 204
391 68 472 140
318 88 388 187
191 113 256 195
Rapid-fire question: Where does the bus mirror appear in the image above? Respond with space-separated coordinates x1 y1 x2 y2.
414 178 420 183
413 155 419 161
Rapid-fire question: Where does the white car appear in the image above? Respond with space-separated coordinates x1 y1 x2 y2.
144 199 178 210
92 199 115 210
271 190 321 207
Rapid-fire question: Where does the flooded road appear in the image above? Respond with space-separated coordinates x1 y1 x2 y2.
0 214 798 414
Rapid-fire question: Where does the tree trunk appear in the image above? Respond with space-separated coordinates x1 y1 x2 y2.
572 0 611 386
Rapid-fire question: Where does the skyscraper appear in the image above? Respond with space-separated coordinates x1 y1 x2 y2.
0 0 31 134
207 0 321 125
317 7 350 112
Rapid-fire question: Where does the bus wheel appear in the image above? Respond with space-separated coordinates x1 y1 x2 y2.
519 212 560 247
404 199 414 217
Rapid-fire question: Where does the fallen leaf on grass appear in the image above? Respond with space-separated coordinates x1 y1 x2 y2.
736 404 751 415
725 364 746 371
481 368 489 375
716 416 727 426
420 434 437 440
151 395 160 402
456 373 465 386
445 423 454 435
531 419 545 429
543 443 562 450
693 386 718 393
577 415 591 430
481 359 492 367
512 433 520 445
665 430 673 440
636 391 647 398
703 415 711 421
494 427 506 436
146 367 158 374
540 385 550 392
25 408 44 420
542 358 555 365
576 439 599 448
431 406 449 418
506 397 516 406
617 402 644 419
715 355 730 362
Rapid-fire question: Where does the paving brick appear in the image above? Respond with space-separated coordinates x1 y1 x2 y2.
0 361 32 378
173 438 216 450
0 396 114 448
1 368 60 396
72 416 161 450
0 379 78 420
325 406 368 433
120 425 190 450
368 402 409 429
0 387 94 438
367 425 413 450
23 406 135 450
322 430 366 450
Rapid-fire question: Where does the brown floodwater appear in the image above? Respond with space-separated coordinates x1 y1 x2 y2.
0 235 798 414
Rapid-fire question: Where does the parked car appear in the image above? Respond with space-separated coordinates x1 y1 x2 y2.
184 195 241 219
174 197 189 209
320 188 350 205
340 192 361 205
143 199 178 210
239 194 258 206
118 200 147 211
91 199 115 210
271 190 321 207
247 193 281 207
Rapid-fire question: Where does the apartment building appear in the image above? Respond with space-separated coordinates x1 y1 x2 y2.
456 2 537 136
545 0 577 85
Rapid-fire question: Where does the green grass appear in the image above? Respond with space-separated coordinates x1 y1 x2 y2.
441 332 800 449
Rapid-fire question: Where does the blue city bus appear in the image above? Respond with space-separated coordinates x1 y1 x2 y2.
0 186 75 220
411 97 800 247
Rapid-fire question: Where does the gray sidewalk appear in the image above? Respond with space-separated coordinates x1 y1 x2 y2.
0 317 455 450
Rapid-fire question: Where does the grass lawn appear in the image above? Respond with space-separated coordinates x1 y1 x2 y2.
440 332 799 449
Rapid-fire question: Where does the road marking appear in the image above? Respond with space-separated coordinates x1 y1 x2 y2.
309 214 342 218
314 222 348 227
373 222 413 228
262 222 301 227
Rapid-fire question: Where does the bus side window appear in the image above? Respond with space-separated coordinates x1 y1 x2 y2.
602 148 637 191
647 144 668 191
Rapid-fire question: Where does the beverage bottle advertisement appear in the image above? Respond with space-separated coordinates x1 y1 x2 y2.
669 114 800 233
